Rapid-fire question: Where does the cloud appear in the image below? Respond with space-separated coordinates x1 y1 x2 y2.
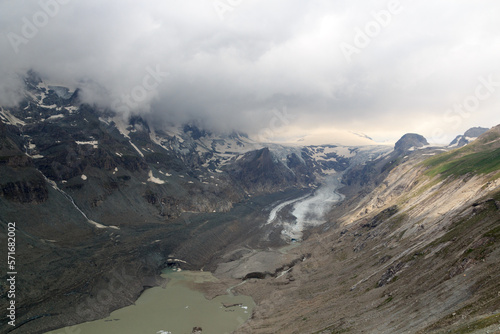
1 0 499 143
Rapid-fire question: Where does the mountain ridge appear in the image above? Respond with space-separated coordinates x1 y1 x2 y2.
0 76 392 333
449 126 489 148
1 75 499 333
233 125 500 334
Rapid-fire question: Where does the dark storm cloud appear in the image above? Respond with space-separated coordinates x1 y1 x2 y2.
1 0 499 143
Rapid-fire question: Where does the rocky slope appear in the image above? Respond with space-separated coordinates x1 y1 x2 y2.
2 72 497 334
0 73 391 333
232 125 500 334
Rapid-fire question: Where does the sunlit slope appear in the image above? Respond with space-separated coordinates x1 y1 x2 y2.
423 125 500 179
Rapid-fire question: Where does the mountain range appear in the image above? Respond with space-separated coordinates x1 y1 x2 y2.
1 73 499 333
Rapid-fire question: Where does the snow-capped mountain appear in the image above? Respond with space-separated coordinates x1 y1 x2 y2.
4 72 500 334
0 72 394 216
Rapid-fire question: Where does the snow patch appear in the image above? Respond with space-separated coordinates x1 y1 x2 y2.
0 108 26 126
88 220 107 229
46 114 65 121
129 141 144 157
43 174 120 230
99 117 110 125
66 106 78 113
149 129 173 152
76 140 98 149
113 117 131 139
148 170 165 184
159 170 172 177
40 104 57 109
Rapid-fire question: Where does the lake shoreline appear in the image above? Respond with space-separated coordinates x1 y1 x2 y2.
46 269 256 334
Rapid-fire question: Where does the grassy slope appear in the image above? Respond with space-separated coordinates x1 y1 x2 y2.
423 126 500 179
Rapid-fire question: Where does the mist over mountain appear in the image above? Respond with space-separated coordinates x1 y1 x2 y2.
2 1 500 333
1 1 500 142
1 74 499 334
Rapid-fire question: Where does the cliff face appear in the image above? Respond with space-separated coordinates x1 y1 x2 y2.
0 122 49 203
0 176 48 203
224 147 307 194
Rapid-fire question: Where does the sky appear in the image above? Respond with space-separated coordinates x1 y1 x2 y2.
1 0 499 145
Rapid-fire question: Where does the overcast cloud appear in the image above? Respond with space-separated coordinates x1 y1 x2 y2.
1 0 499 144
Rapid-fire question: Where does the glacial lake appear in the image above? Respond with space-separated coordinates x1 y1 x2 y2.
46 269 255 334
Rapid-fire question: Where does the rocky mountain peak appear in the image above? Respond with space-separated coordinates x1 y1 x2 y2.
449 126 489 148
394 133 428 153
464 126 489 138
472 124 500 148
183 124 210 140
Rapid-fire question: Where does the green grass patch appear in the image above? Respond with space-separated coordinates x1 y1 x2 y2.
490 170 500 181
492 189 500 201
464 248 474 255
422 146 500 180
448 312 500 334
484 224 500 239
422 150 460 170
377 296 394 308
476 131 500 147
